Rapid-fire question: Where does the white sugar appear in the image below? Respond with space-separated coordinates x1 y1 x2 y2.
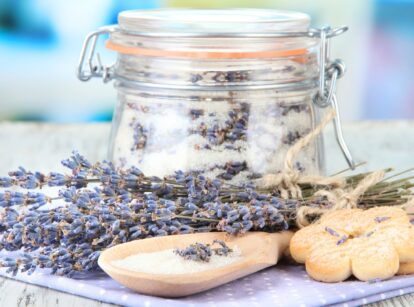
112 247 242 275
110 59 321 183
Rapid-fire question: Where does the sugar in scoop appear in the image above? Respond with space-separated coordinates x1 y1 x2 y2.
112 244 242 275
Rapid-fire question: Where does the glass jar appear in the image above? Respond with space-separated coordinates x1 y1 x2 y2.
77 9 354 184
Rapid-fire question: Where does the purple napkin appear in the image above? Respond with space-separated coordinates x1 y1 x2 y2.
1 255 414 307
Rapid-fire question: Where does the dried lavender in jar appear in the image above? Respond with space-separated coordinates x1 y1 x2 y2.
111 85 320 185
106 9 323 185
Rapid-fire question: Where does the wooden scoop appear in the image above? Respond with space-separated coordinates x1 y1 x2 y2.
98 231 293 297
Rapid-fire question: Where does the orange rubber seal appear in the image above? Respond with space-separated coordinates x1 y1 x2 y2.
106 40 308 60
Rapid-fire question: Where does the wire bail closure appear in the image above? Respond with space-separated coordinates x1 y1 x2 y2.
311 26 355 170
76 24 355 170
77 26 116 83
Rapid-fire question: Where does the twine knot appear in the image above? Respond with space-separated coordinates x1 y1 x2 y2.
296 170 385 228
258 108 345 199
262 170 302 199
256 107 388 228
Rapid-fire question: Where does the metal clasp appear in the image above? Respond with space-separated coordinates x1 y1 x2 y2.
77 26 116 83
311 26 355 170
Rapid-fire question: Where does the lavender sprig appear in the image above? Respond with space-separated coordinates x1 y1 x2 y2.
0 152 413 277
174 240 233 262
0 187 292 275
0 191 48 209
174 243 212 262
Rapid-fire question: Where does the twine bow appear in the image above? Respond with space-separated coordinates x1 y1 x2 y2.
258 108 391 228
295 170 385 227
259 109 346 199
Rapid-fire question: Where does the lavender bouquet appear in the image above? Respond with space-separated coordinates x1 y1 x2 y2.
0 152 412 277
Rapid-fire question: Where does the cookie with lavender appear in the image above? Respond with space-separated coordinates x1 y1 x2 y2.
290 207 414 282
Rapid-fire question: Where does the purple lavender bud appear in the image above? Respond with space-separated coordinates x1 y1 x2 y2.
325 227 340 237
270 197 282 208
22 175 38 189
216 208 223 218
282 220 289 230
118 230 127 241
242 220 253 231
130 231 141 240
0 177 12 187
102 186 115 196
146 200 157 212
10 192 24 205
1 258 17 267
148 224 159 234
129 166 143 177
256 194 269 200
179 225 192 234
226 210 240 223
235 192 250 200
168 226 179 234
59 187 76 202
89 251 100 262
37 255 50 262
223 225 237 234
128 225 140 233
250 191 259 199
111 220 121 232
156 229 168 236
253 206 263 217
48 172 66 186
72 226 83 235
62 151 92 170
61 158 78 170
365 231 375 237
238 205 249 215
212 179 221 189
8 167 26 179
374 216 390 223
257 217 266 228
336 235 348 245
185 202 198 211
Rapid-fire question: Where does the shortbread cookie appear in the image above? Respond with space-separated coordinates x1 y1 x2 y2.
290 207 414 282
398 262 414 275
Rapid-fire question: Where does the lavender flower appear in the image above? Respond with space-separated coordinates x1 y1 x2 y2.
174 242 212 262
0 191 47 208
325 227 340 237
0 152 299 277
174 240 233 262
374 216 390 223
336 235 348 245
212 240 232 256
0 177 13 187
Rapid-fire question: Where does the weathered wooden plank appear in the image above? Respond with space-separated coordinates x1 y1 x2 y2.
366 293 414 307
0 276 117 307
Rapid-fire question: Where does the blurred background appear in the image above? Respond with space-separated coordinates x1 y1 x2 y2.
0 0 413 122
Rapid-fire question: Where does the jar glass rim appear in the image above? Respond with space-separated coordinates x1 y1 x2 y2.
118 8 310 34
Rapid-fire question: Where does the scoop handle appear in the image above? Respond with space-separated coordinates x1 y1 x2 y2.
267 231 294 264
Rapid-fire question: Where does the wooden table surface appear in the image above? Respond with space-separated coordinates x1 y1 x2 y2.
1 121 414 307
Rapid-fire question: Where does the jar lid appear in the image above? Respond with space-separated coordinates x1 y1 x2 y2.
118 9 310 35
108 9 315 59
